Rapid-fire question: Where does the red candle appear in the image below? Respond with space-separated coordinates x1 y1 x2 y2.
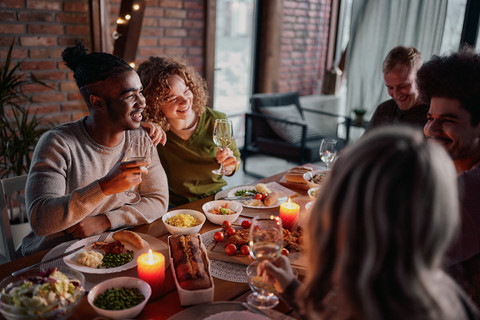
137 249 165 298
279 198 300 231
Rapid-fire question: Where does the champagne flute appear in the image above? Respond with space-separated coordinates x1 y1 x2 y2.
117 135 154 204
212 119 233 175
247 216 283 309
319 138 337 169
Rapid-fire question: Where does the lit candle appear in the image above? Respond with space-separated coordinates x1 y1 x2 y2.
279 198 300 231
137 249 165 298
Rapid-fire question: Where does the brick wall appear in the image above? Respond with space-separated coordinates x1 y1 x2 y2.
0 0 205 126
0 0 330 126
279 0 332 95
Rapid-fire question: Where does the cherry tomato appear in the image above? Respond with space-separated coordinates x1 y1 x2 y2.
222 220 232 230
254 194 262 200
213 231 224 242
226 227 236 237
241 220 252 229
240 245 250 255
281 248 289 257
260 192 267 200
225 244 237 256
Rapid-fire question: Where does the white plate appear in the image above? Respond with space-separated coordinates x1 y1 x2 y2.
216 186 287 209
63 234 150 274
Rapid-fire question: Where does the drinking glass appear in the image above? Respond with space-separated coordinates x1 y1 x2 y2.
319 138 337 169
212 119 233 175
247 216 283 309
117 135 154 204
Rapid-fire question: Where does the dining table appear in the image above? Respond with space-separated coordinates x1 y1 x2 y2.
0 166 319 320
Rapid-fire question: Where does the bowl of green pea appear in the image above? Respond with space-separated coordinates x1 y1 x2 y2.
87 277 151 319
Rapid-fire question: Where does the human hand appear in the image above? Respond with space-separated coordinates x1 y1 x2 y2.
215 147 239 175
99 153 150 196
140 121 166 146
65 215 111 239
257 255 296 293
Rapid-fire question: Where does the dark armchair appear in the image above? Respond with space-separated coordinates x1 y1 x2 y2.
242 92 351 178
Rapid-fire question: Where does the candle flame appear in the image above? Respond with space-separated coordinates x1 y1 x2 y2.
287 197 291 205
148 249 153 263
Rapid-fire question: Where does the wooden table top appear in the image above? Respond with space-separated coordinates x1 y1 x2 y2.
0 169 315 320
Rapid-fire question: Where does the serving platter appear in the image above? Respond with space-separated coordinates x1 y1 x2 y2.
215 186 287 209
63 234 150 274
203 228 307 276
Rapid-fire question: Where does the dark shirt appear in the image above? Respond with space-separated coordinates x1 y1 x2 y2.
447 162 480 307
366 99 429 132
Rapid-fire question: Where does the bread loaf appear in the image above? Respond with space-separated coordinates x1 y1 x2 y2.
264 191 279 206
169 234 212 291
112 230 144 249
284 166 312 184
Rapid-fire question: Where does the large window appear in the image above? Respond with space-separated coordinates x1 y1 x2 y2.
213 0 256 116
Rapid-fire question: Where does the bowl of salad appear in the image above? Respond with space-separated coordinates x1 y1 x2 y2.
0 266 85 320
202 200 243 225
303 169 329 189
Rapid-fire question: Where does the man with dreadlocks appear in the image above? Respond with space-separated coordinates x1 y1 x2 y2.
20 40 169 256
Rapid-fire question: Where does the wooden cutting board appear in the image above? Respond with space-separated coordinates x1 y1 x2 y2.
278 175 310 190
205 230 307 276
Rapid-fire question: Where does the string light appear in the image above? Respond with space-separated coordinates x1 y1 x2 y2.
116 18 123 24
125 14 131 20
129 62 135 68
133 4 140 10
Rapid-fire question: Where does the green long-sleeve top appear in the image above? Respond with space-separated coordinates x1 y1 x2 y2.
158 108 241 207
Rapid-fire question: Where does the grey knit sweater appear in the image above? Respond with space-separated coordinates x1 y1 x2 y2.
21 117 169 256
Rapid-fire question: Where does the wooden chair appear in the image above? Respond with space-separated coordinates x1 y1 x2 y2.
242 92 351 178
0 175 29 262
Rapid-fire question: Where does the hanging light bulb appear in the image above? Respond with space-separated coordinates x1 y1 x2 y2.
130 62 135 68
125 14 131 20
133 4 140 10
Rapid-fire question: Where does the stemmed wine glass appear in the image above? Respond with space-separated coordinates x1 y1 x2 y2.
247 216 283 309
319 138 337 169
117 135 154 204
212 119 233 175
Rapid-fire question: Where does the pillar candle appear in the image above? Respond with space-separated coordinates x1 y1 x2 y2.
279 198 300 231
137 249 165 298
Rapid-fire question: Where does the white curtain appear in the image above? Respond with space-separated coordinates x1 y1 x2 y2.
344 0 448 119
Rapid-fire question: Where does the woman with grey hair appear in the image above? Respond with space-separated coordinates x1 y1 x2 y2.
259 126 479 319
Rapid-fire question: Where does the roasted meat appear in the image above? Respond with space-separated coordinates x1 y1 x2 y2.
92 240 124 255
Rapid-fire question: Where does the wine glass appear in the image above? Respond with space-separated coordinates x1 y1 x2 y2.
212 119 233 175
247 215 283 309
319 138 337 169
117 135 154 204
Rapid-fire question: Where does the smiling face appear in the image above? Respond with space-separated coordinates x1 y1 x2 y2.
160 74 195 121
103 70 146 131
384 65 419 111
424 97 480 163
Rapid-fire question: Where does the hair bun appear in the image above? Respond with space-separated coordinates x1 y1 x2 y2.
61 39 88 72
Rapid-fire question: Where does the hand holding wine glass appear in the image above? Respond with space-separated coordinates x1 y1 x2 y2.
116 135 154 204
212 119 233 175
247 216 283 309
319 138 337 169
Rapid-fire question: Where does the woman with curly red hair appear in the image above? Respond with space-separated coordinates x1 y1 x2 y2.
137 56 240 207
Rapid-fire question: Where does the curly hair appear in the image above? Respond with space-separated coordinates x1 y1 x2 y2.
417 47 480 126
382 46 423 74
137 56 209 131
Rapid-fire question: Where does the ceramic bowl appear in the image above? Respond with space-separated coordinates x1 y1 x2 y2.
202 200 243 225
162 209 206 235
0 266 85 320
303 169 329 189
307 187 320 201
87 277 151 320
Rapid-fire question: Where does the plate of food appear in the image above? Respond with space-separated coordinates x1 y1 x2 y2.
216 183 287 209
63 230 150 274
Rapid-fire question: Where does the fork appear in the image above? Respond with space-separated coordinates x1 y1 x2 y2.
96 232 110 242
